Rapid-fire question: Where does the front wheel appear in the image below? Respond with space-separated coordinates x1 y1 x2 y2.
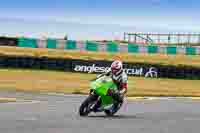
79 94 97 116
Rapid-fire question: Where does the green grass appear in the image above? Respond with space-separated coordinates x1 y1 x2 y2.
0 68 199 97
0 98 17 103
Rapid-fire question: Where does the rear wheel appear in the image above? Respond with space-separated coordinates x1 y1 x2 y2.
79 94 98 116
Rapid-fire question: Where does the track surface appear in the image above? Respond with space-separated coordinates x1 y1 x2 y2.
0 91 200 133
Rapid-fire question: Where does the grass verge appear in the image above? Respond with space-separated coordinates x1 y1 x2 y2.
0 98 16 103
0 68 199 97
0 46 200 68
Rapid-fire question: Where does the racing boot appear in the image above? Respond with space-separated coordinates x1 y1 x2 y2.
111 91 123 111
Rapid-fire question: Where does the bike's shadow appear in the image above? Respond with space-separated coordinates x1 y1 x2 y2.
85 114 143 120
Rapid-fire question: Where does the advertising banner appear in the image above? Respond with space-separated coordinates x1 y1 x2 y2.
0 55 199 79
72 60 158 78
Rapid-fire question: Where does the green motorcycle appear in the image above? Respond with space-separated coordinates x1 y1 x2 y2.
79 75 123 116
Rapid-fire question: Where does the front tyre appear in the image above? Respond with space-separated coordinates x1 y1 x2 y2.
79 94 97 116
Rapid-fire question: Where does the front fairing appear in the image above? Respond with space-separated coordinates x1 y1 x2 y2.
90 76 117 96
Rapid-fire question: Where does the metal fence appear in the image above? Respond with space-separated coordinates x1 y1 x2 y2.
124 32 200 46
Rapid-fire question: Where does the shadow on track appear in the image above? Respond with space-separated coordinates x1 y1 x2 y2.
83 114 144 120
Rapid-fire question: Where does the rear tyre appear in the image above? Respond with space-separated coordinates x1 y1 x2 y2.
79 94 97 117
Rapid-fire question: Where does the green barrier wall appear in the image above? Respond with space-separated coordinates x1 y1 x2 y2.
65 40 77 50
85 41 98 51
18 38 37 48
167 46 177 54
186 47 196 55
46 39 57 49
128 44 139 53
106 42 118 52
147 45 158 54
16 38 200 55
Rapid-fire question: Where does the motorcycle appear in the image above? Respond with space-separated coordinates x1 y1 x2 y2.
79 75 123 117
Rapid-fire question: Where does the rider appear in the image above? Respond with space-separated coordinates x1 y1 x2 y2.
97 60 128 107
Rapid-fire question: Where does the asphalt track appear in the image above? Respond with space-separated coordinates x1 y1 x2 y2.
0 91 200 133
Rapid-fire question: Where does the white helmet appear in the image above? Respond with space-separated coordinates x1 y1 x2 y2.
111 60 123 75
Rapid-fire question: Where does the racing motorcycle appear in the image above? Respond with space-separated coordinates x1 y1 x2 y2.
79 75 123 116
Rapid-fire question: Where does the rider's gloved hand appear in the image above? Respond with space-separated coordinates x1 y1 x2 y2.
96 73 105 79
96 75 101 79
119 83 127 95
119 88 126 95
